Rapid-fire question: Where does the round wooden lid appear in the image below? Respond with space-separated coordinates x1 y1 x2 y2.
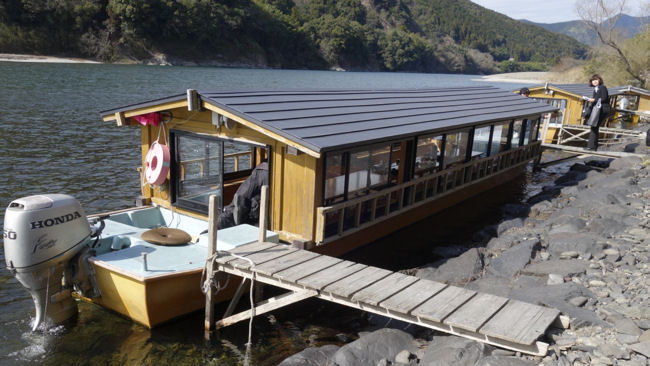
141 227 191 246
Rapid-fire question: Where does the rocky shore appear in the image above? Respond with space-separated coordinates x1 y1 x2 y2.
278 141 650 366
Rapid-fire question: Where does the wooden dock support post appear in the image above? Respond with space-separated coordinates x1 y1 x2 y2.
204 195 219 340
258 185 269 243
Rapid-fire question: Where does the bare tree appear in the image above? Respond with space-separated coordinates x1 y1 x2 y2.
576 0 648 86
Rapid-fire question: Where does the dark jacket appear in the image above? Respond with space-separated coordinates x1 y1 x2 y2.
588 85 611 126
592 85 609 105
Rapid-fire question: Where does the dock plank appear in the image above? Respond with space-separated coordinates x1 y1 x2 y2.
444 293 509 332
227 245 296 270
380 279 447 314
480 300 560 345
253 250 321 276
273 255 343 283
323 266 393 298
297 261 367 290
215 242 279 264
350 272 419 306
411 286 476 323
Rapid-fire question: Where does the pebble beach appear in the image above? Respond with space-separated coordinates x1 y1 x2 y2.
279 140 650 366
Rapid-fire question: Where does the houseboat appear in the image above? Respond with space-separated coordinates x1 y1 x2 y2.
3 86 556 329
520 83 650 144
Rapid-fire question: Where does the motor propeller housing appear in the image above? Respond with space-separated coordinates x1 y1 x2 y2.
3 194 92 330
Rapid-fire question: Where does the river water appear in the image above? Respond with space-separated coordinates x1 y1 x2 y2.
0 62 535 365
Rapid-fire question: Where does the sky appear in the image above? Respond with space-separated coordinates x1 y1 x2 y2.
470 0 648 23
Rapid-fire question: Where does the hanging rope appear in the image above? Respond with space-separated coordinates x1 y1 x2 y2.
201 250 256 366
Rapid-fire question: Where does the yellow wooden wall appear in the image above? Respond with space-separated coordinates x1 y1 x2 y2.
139 106 322 244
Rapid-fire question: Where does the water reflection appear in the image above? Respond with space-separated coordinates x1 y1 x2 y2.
0 61 533 365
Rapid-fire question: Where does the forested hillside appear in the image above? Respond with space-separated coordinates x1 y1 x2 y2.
0 0 588 73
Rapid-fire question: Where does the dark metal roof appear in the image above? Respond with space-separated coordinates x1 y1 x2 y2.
102 86 557 154
614 85 650 96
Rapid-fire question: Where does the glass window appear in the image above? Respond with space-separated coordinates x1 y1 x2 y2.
523 119 539 145
389 142 401 184
324 152 347 203
224 141 253 175
490 121 511 156
414 134 443 177
511 119 524 148
533 98 566 124
348 144 391 198
472 126 491 158
369 145 391 188
444 130 470 167
617 95 639 110
348 150 370 196
175 134 223 212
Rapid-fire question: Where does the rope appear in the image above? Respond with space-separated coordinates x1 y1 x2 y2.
201 250 256 366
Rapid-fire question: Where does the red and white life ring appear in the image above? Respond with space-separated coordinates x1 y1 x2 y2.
144 141 170 185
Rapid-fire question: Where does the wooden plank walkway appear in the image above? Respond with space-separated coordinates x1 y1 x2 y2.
211 241 560 356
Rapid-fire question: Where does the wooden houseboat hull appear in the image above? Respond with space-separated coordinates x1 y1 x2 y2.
314 163 527 257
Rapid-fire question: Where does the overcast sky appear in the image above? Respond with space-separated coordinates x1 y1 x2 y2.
470 0 647 23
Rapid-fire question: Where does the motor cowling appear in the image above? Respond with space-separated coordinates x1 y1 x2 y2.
3 194 91 330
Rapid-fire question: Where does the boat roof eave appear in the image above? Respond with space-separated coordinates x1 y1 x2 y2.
100 94 188 122
200 102 322 158
317 109 556 154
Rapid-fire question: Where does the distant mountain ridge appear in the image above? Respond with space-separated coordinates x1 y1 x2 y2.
523 14 650 46
0 0 588 73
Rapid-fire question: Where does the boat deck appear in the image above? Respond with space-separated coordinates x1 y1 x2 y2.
211 241 560 356
89 207 278 281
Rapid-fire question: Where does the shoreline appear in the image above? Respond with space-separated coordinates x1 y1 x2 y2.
0 53 555 84
0 53 100 64
479 71 551 84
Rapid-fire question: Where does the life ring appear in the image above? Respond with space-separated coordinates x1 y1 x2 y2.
144 141 170 185
141 228 191 246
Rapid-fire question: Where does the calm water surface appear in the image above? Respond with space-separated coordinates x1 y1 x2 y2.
0 62 532 365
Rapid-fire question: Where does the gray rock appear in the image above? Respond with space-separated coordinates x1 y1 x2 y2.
331 328 417 366
278 344 340 366
595 343 630 359
617 359 647 366
497 218 525 235
568 296 589 307
548 218 587 235
509 282 607 327
608 314 643 336
618 333 641 344
466 275 512 297
486 232 520 251
546 233 606 258
394 349 413 364
522 259 589 277
588 217 628 236
420 336 490 365
475 355 538 366
488 240 539 278
629 341 650 358
547 274 564 285
609 157 642 171
416 248 483 285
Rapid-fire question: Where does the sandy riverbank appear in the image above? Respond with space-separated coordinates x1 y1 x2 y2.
480 71 583 85
0 53 100 64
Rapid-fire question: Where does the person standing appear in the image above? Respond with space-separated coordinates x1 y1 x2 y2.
585 74 610 151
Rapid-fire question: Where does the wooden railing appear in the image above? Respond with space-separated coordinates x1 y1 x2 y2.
180 151 252 180
315 142 541 243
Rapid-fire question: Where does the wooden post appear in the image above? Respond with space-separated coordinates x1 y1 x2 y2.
258 185 269 243
204 195 219 339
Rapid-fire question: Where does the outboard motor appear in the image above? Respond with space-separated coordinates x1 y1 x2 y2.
3 194 91 330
